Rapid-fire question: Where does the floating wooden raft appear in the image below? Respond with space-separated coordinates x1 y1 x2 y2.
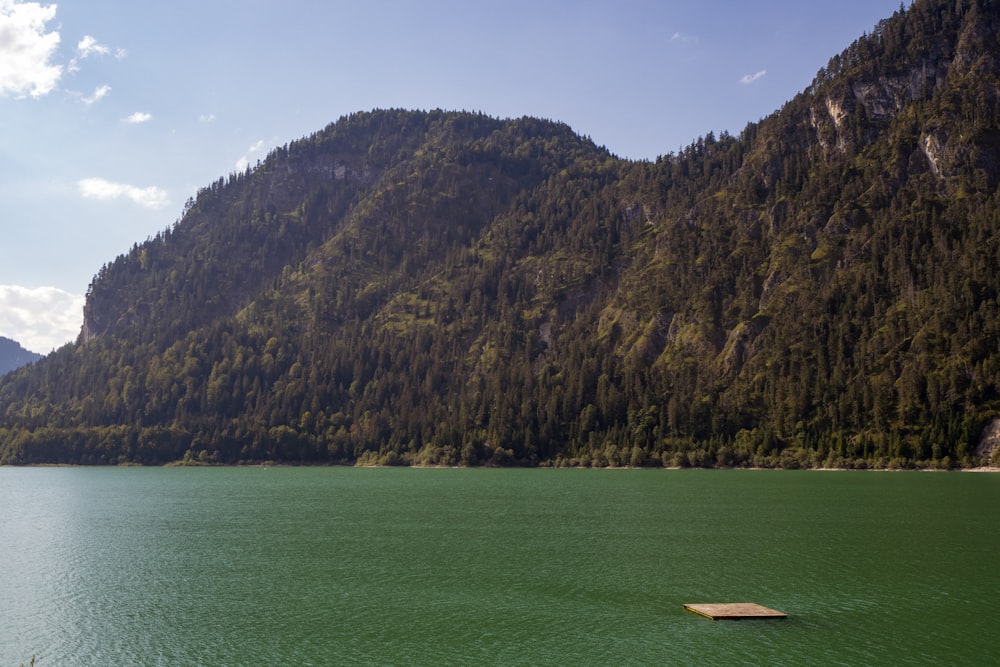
684 603 787 620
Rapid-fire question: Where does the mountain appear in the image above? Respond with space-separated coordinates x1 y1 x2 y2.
1 0 999 468
0 337 42 376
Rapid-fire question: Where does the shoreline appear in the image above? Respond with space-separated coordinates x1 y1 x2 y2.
4 462 998 472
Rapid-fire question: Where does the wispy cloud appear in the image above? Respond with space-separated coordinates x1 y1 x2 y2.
0 0 62 98
82 83 111 105
199 113 217 123
68 34 125 72
670 31 698 45
78 177 170 210
740 70 767 85
0 285 85 353
123 111 152 124
76 35 110 59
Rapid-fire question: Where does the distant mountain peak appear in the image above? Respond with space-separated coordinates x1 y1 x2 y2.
0 336 43 376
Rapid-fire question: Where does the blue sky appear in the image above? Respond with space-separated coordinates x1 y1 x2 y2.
1 0 907 353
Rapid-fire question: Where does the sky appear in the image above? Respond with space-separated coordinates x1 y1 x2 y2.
1 0 908 353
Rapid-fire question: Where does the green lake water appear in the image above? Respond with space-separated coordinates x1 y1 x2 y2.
1 467 998 666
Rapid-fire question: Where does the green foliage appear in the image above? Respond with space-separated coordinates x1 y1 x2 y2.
1 2 1000 468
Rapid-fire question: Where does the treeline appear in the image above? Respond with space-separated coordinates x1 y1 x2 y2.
2 0 1000 468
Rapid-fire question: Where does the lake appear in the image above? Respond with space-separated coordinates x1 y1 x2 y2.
1 467 998 665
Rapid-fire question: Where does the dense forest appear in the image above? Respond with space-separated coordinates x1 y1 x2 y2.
1 0 999 468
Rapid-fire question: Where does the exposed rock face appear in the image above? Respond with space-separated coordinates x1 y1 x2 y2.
851 58 951 121
918 129 968 181
717 315 771 378
976 418 1000 464
812 57 952 157
825 97 848 128
80 315 95 343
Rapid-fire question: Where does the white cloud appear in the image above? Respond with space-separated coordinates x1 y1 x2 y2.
0 0 62 98
671 31 697 44
740 70 767 85
76 34 110 59
123 111 152 124
82 83 111 105
199 113 217 123
235 138 270 171
78 177 170 210
0 285 85 353
68 34 124 73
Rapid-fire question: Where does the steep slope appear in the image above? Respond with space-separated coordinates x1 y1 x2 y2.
1 0 998 468
596 0 1000 467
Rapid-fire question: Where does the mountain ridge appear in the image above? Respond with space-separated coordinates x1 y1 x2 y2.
0 337 42 377
1 0 998 468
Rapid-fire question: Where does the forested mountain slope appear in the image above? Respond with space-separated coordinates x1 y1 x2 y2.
0 338 41 377
2 0 999 468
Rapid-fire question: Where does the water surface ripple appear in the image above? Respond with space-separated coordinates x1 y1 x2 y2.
1 467 997 665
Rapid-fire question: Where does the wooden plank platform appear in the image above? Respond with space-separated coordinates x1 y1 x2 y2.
684 603 787 620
